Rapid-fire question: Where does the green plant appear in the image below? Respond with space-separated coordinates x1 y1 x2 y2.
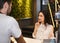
10 0 33 19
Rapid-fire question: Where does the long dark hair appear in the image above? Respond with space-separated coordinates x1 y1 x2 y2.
38 10 52 25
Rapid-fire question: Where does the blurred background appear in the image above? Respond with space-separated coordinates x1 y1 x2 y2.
10 0 60 38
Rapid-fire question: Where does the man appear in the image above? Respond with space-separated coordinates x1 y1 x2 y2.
0 0 26 43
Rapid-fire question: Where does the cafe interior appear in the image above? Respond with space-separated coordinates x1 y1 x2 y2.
10 0 60 43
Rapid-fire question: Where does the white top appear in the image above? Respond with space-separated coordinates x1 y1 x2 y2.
35 24 53 39
0 14 21 43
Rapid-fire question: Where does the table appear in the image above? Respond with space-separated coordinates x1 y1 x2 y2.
11 37 56 43
24 37 43 43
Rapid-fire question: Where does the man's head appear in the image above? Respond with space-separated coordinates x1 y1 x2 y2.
0 0 12 14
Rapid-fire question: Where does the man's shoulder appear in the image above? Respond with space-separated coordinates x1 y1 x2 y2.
4 16 17 23
6 16 16 21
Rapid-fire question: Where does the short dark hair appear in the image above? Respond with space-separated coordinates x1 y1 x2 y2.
0 0 12 9
38 10 52 25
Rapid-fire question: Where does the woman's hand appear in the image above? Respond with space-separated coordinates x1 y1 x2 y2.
32 22 40 38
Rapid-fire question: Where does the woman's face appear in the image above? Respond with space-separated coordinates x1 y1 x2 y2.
38 12 45 23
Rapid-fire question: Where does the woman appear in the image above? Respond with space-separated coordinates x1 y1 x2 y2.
32 11 54 39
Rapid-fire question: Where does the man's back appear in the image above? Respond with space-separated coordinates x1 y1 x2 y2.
0 0 26 43
0 14 11 43
0 14 21 43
